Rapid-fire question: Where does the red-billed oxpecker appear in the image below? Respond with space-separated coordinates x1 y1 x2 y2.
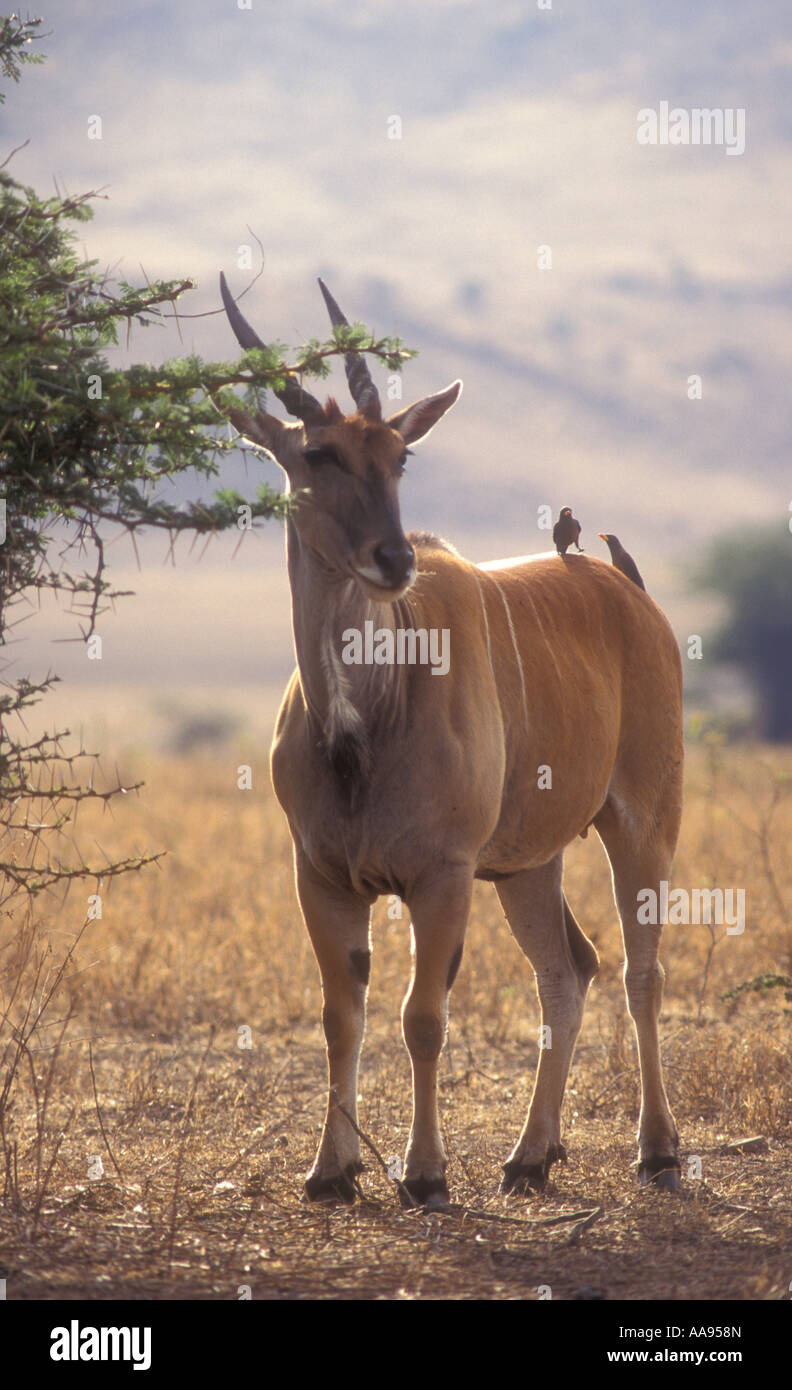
553 507 584 555
599 533 646 592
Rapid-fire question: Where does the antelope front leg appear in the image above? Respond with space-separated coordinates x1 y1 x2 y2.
401 870 472 1206
295 849 373 1203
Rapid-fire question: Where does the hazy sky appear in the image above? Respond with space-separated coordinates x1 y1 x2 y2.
4 1 791 714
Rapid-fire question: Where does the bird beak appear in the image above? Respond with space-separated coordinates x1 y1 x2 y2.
598 533 607 540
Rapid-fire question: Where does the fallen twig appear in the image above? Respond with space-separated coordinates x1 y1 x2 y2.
567 1205 604 1242
331 1096 418 1208
449 1203 602 1230
87 1040 123 1181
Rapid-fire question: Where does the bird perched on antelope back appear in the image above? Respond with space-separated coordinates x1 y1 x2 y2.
553 507 584 555
598 533 646 591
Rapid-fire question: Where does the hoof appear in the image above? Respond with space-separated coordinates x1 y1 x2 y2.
304 1162 363 1204
399 1174 449 1209
638 1157 681 1192
500 1142 567 1196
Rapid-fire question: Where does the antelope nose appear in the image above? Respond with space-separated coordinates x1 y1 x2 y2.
373 541 415 588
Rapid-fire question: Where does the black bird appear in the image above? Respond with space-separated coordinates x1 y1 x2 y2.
598 533 646 591
553 507 584 555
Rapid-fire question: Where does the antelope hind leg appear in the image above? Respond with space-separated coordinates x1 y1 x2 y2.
496 858 598 1194
596 800 682 1191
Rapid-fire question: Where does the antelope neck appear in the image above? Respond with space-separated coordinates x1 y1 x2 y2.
286 524 404 746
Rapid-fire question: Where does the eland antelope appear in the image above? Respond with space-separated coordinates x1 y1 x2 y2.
220 272 684 1205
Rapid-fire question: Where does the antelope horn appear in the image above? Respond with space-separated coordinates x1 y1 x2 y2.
317 277 381 420
219 272 323 425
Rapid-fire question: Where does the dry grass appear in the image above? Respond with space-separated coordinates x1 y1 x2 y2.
1 739 790 1300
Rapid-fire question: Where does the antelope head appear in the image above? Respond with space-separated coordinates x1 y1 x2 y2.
220 273 462 601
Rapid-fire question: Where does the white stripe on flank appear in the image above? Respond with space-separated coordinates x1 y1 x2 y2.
522 589 564 693
473 573 494 675
490 577 528 725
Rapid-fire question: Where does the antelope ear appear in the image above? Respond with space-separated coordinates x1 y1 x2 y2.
226 406 303 461
386 379 462 445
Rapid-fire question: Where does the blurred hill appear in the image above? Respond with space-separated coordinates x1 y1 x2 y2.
5 1 790 726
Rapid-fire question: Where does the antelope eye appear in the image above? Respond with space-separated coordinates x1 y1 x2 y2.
304 446 339 467
397 449 413 474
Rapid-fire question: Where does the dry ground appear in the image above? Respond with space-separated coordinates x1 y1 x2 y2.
1 738 791 1301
